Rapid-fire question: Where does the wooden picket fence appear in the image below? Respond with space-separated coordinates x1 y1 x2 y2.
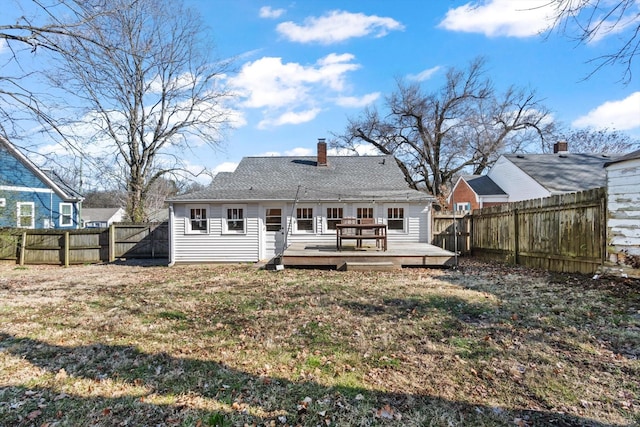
0 222 168 266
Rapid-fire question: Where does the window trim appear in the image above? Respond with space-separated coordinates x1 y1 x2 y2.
356 206 375 221
324 206 344 233
223 204 246 234
386 206 406 233
17 202 35 229
265 207 283 232
456 202 471 212
295 205 315 234
60 202 73 227
185 205 209 234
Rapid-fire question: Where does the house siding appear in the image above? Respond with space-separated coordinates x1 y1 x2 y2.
171 204 260 263
606 159 640 268
488 156 550 202
0 145 81 229
171 201 430 263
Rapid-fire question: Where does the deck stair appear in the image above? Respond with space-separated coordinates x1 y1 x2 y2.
339 261 398 271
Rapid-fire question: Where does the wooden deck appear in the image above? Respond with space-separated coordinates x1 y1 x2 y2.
280 242 456 270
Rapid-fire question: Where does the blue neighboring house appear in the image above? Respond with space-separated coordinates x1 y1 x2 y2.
0 135 83 229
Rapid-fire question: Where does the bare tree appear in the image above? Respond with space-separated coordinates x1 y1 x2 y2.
547 0 640 83
0 1 111 136
550 127 640 153
45 0 232 222
332 58 554 196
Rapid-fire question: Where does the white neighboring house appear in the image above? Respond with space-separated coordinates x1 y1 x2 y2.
167 140 434 264
487 143 612 202
82 207 125 228
604 149 640 272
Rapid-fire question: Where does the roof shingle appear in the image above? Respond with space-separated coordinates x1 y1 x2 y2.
170 155 432 202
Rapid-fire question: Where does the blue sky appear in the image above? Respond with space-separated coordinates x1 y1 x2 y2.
185 0 640 181
3 0 640 186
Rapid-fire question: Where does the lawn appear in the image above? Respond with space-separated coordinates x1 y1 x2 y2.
0 259 638 426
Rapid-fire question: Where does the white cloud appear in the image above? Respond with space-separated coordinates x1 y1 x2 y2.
0 39 7 54
212 161 238 174
408 66 441 82
285 147 314 156
258 108 321 129
438 0 553 37
336 92 380 108
586 5 640 43
259 6 285 19
277 10 404 44
230 55 359 109
572 92 640 131
229 53 364 128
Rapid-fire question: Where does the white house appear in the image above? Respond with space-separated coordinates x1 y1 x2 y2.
167 140 434 264
604 149 640 273
82 207 125 228
487 143 612 202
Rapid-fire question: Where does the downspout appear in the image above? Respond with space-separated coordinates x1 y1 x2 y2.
50 191 53 228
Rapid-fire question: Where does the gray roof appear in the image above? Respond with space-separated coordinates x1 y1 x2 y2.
82 207 122 222
505 153 612 193
462 175 506 196
603 149 640 167
170 155 432 203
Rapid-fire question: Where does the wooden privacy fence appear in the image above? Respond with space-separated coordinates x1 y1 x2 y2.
471 187 606 274
431 212 472 254
0 222 168 266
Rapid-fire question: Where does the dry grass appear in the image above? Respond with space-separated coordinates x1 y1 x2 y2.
0 258 638 426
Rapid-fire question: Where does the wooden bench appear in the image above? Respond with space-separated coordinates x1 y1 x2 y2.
336 220 387 251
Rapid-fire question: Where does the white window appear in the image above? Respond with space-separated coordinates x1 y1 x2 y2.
387 207 405 231
326 207 343 230
225 206 245 233
296 207 314 233
186 206 208 233
456 202 471 212
17 202 35 229
60 203 73 226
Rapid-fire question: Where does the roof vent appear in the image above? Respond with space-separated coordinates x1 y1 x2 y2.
516 154 525 159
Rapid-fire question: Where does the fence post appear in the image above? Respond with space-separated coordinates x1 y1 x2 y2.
150 225 155 259
513 208 519 265
19 231 27 266
64 231 70 267
109 224 116 262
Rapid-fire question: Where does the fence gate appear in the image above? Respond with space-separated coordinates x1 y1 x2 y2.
431 212 471 254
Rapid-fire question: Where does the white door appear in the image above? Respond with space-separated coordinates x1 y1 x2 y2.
263 206 285 260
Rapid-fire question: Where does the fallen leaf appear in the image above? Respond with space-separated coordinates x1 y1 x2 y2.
375 404 394 419
26 409 41 420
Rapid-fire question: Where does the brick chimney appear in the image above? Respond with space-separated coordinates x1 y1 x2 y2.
317 138 327 166
553 141 568 153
